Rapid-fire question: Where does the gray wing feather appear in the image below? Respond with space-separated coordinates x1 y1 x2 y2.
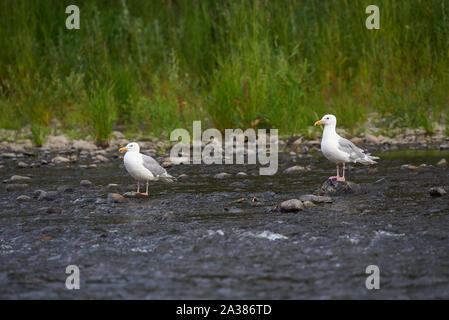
141 154 168 176
338 137 379 163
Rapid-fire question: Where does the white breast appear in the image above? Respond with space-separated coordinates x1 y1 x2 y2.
124 152 154 181
321 131 350 163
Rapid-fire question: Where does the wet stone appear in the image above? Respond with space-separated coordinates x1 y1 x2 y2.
283 165 308 174
123 191 148 198
8 175 31 183
80 180 92 187
38 191 59 201
107 193 129 204
317 179 361 196
429 187 447 197
16 195 32 202
17 161 28 168
6 184 29 192
214 172 231 179
299 194 333 204
177 174 189 180
106 183 120 189
280 199 304 212
436 158 447 167
57 185 74 193
37 206 62 214
236 172 248 177
51 156 70 164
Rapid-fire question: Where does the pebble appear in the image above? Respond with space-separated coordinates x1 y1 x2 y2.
107 183 120 189
214 172 231 179
96 155 109 163
17 161 28 168
57 185 74 193
37 206 62 214
16 195 32 202
365 134 380 145
317 179 361 196
299 194 333 203
51 156 70 164
38 191 59 201
400 164 420 171
80 180 92 187
2 153 16 158
6 184 29 192
436 158 447 167
280 199 303 212
236 172 248 177
123 191 148 198
107 193 129 204
303 201 316 207
283 165 309 174
429 187 447 197
9 175 31 182
440 144 449 151
177 174 189 180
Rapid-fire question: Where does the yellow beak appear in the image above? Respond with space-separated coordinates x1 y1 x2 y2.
314 120 323 126
119 147 127 152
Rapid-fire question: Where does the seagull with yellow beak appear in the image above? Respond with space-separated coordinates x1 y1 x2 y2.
314 114 379 181
119 142 175 196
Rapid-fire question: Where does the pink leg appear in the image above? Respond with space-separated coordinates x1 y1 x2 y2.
329 164 340 180
141 181 150 196
137 181 140 193
337 163 346 182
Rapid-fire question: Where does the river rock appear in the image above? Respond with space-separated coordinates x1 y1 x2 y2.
302 201 316 207
38 191 59 201
9 175 31 183
16 195 32 202
43 135 71 150
37 206 62 214
283 165 308 174
440 144 449 151
6 184 29 192
96 155 109 163
51 156 70 164
299 194 333 203
177 174 189 180
80 180 92 187
429 187 447 197
236 172 248 177
436 158 447 167
73 140 97 151
317 179 361 196
400 164 421 171
214 172 231 179
280 199 303 212
107 193 129 204
365 134 380 145
2 152 17 158
107 183 120 189
17 161 28 168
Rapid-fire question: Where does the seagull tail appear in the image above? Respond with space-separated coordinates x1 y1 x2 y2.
160 172 176 183
359 153 379 165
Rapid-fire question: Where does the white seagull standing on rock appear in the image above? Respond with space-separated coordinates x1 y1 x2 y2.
314 114 379 182
119 142 175 196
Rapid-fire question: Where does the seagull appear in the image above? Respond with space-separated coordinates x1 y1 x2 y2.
119 142 175 196
314 114 379 181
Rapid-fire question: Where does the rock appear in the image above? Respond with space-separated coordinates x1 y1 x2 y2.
16 195 32 202
436 158 447 167
17 161 28 168
123 191 148 198
440 144 449 151
214 172 231 179
9 175 31 182
236 172 248 177
107 193 129 204
6 184 29 192
429 187 447 197
177 174 189 180
317 179 361 196
80 180 92 187
43 135 71 150
299 194 333 203
280 199 303 212
303 201 316 207
2 152 17 158
51 156 70 164
57 185 74 193
350 137 363 145
33 190 46 198
400 164 420 171
106 183 120 189
365 134 380 145
40 159 48 165
88 164 97 169
73 140 97 151
38 191 58 201
96 155 109 163
283 165 308 174
161 161 172 168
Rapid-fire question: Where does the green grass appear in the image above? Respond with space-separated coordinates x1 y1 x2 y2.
0 0 448 144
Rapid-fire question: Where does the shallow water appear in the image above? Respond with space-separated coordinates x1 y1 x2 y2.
1 151 448 299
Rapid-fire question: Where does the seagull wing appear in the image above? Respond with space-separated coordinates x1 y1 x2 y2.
337 137 379 164
141 154 175 181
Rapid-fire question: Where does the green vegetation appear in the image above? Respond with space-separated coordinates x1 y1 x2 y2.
0 0 448 145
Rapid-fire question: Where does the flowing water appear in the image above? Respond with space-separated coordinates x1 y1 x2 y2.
0 150 448 299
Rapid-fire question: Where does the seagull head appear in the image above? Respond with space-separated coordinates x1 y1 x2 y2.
314 114 337 127
119 142 140 153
